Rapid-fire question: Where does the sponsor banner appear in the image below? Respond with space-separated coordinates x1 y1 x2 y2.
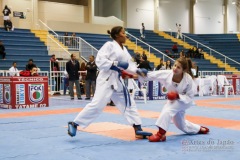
4 84 11 104
134 81 167 100
29 84 44 103
0 84 3 103
16 84 25 104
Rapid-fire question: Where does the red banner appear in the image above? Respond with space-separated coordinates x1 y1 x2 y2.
0 76 49 109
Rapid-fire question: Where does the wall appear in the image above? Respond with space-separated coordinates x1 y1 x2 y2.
227 0 237 33
158 0 190 33
194 0 224 34
38 1 87 23
126 0 154 30
94 0 122 19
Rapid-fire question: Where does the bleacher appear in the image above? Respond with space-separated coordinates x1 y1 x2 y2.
0 28 50 71
195 34 240 71
127 28 223 71
57 31 156 68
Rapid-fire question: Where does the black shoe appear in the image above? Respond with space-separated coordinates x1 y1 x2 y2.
85 98 90 100
78 97 82 100
71 97 74 100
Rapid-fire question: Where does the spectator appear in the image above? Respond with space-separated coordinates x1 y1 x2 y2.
20 66 39 76
172 43 178 53
138 57 152 71
64 32 70 46
71 33 77 46
141 51 147 61
186 48 193 58
50 54 56 71
53 60 61 95
85 55 97 100
155 59 165 70
26 59 36 71
66 53 82 100
63 69 69 95
134 52 141 65
179 50 185 58
9 62 19 76
165 60 172 70
176 23 182 39
191 61 199 78
195 48 204 59
0 41 6 60
4 19 13 31
2 5 11 21
140 23 145 39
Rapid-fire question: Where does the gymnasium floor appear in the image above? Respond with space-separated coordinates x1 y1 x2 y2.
0 95 240 160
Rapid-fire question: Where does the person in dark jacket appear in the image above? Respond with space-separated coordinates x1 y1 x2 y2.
25 59 36 71
138 57 152 71
85 55 97 100
66 53 82 100
0 41 6 60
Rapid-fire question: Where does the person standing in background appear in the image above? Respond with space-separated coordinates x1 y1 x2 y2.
176 23 182 39
140 23 145 39
66 53 82 100
2 5 11 21
85 55 97 100
9 62 19 76
25 59 36 71
0 41 6 60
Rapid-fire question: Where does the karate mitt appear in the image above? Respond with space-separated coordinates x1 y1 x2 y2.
167 91 179 100
110 61 129 72
121 70 134 79
136 68 148 77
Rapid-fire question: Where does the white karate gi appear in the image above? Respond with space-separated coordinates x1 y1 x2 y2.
146 70 200 134
9 66 19 76
74 40 142 128
176 25 182 39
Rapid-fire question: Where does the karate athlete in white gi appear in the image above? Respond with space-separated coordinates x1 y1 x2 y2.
68 26 152 139
143 57 209 142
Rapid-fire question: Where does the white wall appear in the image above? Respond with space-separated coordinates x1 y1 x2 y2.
227 0 237 33
158 0 190 33
39 1 86 23
194 0 224 34
127 0 154 30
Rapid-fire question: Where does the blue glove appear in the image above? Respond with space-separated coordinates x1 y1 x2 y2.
136 68 148 77
110 61 129 72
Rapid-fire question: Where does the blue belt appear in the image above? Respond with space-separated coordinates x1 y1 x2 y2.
118 72 131 108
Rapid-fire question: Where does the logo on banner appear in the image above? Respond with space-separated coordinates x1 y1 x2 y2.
16 84 25 104
0 84 3 103
152 81 159 96
4 84 11 104
29 84 44 103
161 86 168 94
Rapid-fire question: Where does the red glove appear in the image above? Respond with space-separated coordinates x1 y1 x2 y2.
167 91 179 100
121 70 134 79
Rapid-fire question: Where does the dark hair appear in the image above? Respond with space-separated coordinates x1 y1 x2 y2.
176 57 194 79
12 61 16 65
166 60 172 69
52 54 55 57
71 54 74 58
29 59 33 62
107 26 123 40
4 5 8 9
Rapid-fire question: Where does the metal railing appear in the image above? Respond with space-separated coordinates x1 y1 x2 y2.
53 35 98 59
38 19 58 36
183 34 240 67
126 32 175 63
